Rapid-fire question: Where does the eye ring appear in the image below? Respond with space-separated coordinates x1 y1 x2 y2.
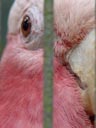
21 15 31 37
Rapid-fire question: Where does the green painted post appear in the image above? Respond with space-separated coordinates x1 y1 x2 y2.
44 0 54 128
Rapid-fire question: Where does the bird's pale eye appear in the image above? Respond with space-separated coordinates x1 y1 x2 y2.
21 15 31 37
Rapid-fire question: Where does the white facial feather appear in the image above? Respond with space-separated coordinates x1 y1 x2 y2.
54 0 95 43
8 0 44 50
20 6 44 50
8 0 44 33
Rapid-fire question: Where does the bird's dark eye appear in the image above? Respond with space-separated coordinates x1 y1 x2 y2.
21 15 31 37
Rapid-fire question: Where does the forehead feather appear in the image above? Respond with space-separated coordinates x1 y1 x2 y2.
8 0 44 33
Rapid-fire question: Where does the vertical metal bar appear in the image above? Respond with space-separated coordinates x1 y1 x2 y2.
44 0 54 128
94 1 96 128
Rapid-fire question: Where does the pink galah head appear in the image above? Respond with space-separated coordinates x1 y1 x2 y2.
8 0 95 59
0 0 94 127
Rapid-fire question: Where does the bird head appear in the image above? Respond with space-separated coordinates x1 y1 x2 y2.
0 1 95 127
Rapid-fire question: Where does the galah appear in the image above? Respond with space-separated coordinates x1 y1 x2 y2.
54 0 95 116
0 0 94 127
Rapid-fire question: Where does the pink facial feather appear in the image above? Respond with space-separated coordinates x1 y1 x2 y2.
0 34 93 128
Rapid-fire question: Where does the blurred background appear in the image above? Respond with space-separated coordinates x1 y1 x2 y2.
0 0 13 58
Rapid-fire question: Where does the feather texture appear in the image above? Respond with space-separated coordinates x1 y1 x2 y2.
0 35 93 128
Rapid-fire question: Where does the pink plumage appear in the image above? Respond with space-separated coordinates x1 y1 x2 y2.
0 0 95 127
0 35 93 128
